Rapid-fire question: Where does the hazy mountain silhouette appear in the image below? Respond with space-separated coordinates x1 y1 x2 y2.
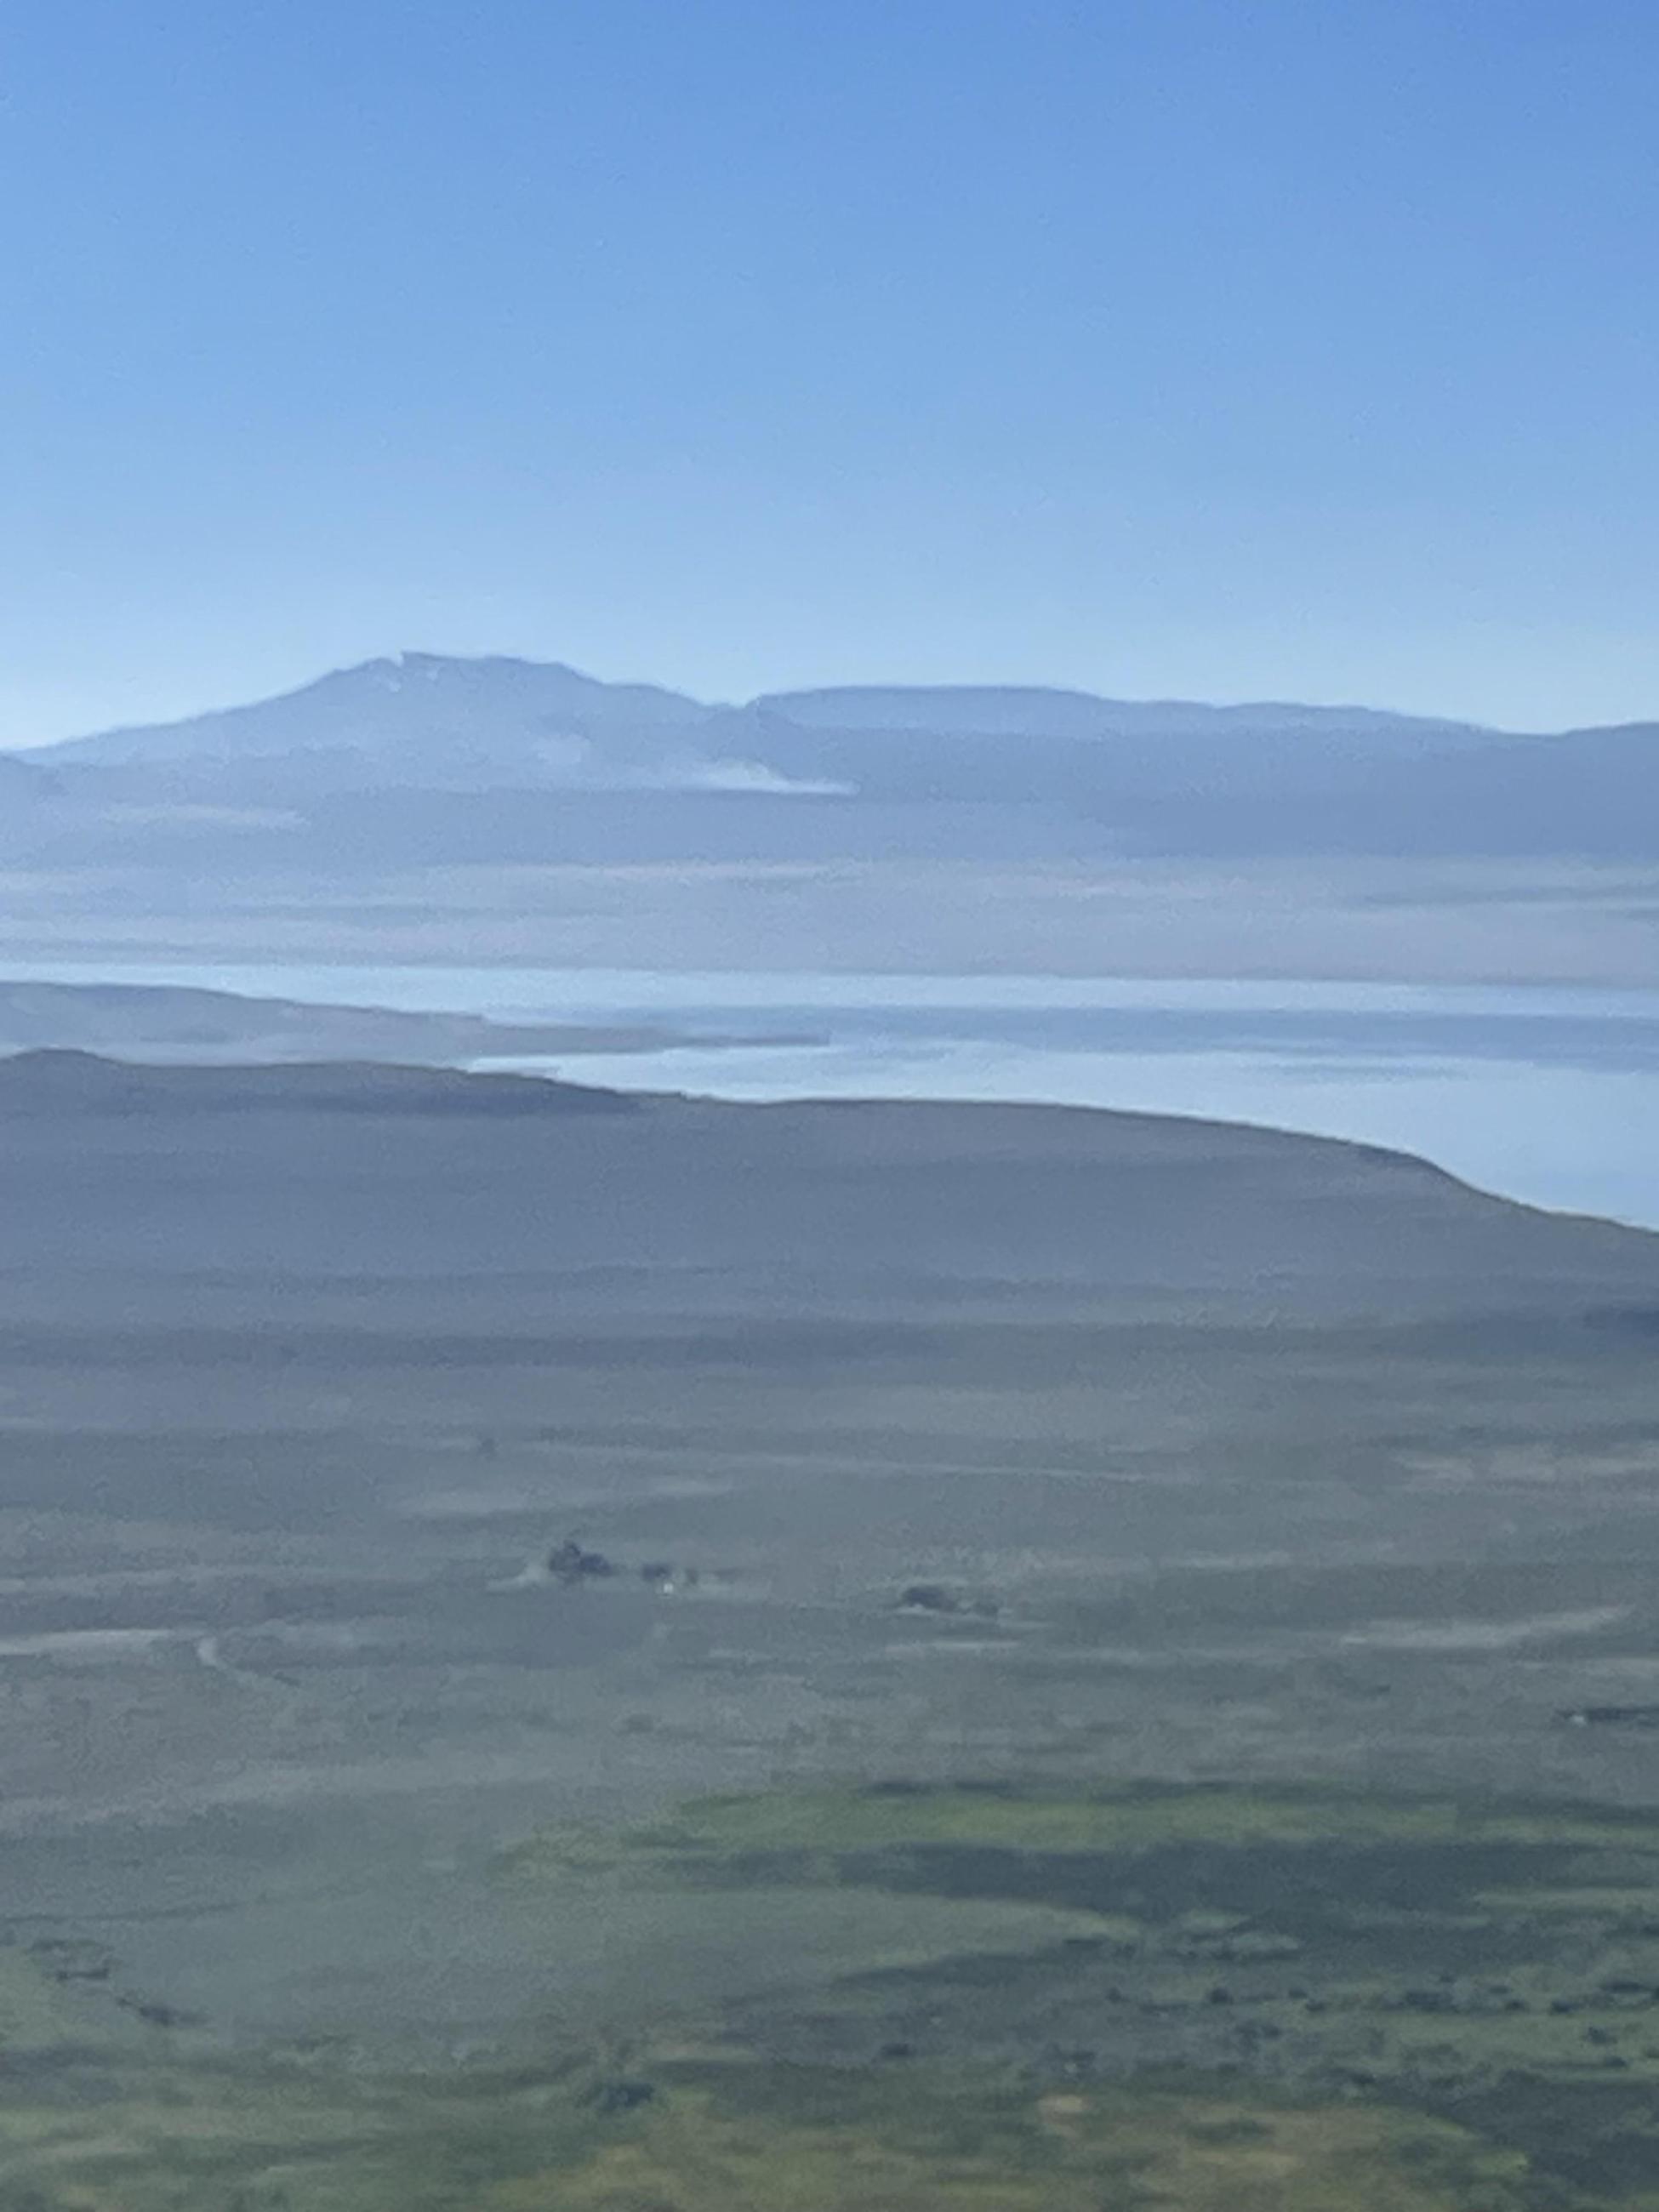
26 653 719 792
750 683 1491 748
6 651 1658 861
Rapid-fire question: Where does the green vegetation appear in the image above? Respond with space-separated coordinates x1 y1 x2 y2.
0 2055 591 2212
509 1778 1659 1873
488 2068 1536 2212
0 2051 1542 2212
511 1780 1659 2202
24 1782 1659 2206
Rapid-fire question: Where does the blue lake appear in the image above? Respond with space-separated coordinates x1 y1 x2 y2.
9 961 1659 1230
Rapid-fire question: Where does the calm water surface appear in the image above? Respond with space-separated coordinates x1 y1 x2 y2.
11 961 1659 1229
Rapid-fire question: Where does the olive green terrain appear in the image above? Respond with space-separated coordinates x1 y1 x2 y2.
19 1782 1659 2208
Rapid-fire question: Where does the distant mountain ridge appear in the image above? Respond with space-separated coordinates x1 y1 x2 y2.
4 650 1657 861
18 653 1508 769
750 682 1494 748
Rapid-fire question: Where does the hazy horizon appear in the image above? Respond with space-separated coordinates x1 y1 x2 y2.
6 639 1659 757
0 642 1610 755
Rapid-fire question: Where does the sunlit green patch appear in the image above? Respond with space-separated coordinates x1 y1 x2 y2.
0 2055 1547 2212
0 2054 619 2212
479 2067 1537 2212
508 1779 1659 1880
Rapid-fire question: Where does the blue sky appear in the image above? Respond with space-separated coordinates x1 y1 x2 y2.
2 0 1656 740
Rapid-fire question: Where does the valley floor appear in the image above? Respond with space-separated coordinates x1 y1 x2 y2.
7 1296 1659 2199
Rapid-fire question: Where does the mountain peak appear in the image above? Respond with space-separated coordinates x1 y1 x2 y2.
19 653 715 772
